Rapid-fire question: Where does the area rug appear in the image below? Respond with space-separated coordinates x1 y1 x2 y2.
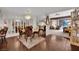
19 37 45 49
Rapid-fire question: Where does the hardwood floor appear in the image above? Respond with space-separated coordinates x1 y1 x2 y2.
46 35 71 51
0 35 72 51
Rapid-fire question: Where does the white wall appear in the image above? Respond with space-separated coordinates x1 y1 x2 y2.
49 9 74 18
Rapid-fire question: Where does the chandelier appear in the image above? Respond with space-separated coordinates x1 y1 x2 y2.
24 9 32 20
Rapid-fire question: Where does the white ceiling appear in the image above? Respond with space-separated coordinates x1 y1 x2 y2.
0 7 76 19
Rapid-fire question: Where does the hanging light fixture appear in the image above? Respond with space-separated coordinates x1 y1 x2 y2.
25 15 31 20
24 9 32 20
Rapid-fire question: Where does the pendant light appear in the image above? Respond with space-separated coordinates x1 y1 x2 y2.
24 9 32 20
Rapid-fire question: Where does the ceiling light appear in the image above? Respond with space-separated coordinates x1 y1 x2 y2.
24 9 32 20
25 15 31 20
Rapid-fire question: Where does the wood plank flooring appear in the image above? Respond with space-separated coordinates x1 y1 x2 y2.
0 35 72 51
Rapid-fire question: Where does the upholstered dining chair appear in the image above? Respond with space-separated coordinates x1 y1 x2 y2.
25 26 33 37
0 27 8 44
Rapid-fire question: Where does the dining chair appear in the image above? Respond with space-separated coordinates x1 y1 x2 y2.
0 27 8 44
